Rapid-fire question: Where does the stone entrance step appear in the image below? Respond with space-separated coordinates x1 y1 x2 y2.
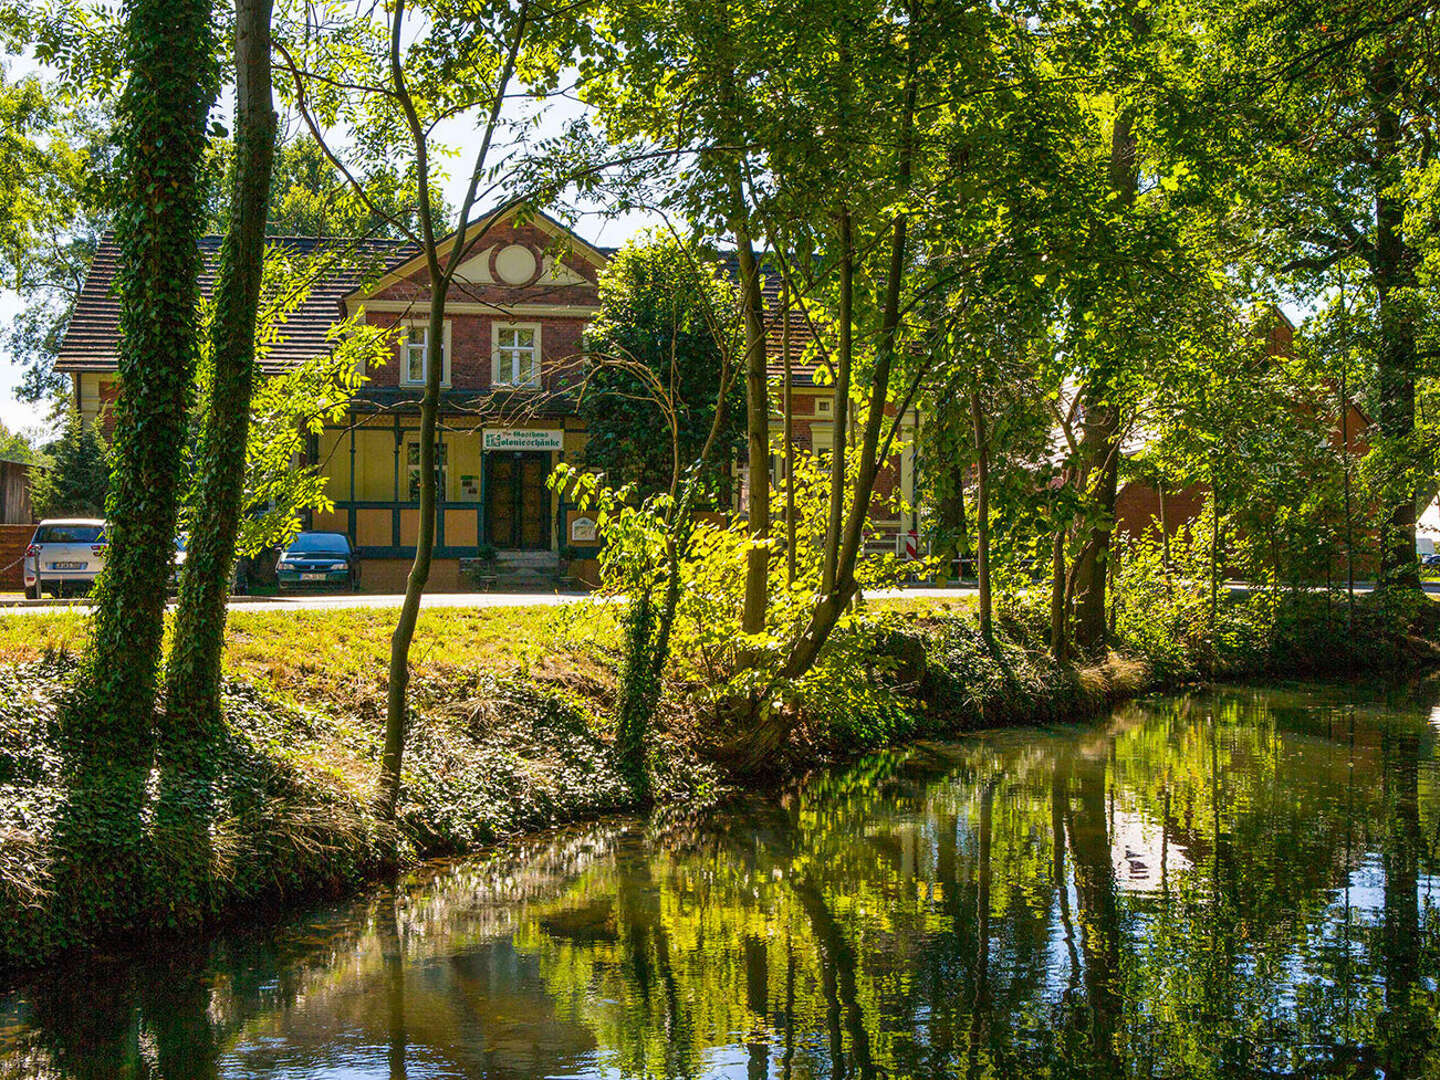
494 550 559 569
466 549 561 592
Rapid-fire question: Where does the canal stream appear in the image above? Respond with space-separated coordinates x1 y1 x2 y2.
3 682 1439 1077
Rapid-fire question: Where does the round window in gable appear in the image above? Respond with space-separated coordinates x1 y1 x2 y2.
494 243 539 285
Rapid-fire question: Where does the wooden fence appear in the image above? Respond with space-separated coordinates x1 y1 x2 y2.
0 524 33 590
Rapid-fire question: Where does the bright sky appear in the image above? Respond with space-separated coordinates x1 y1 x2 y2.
0 54 664 443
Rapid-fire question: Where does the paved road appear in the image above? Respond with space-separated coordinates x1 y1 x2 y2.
0 585 980 617
8 581 1432 617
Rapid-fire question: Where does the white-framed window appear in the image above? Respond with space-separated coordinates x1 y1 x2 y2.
816 397 833 416
407 441 448 501
492 322 541 387
400 320 451 387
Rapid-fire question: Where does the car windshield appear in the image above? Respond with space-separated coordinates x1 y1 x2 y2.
285 533 350 556
34 525 104 544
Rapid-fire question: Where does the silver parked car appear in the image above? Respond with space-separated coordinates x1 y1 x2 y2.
24 518 107 599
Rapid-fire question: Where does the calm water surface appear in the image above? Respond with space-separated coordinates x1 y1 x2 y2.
4 683 1440 1078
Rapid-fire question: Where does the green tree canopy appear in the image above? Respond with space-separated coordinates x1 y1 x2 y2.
207 132 448 239
579 233 744 500
29 410 107 519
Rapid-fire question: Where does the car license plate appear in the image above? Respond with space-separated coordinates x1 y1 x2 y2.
301 572 327 581
51 562 84 570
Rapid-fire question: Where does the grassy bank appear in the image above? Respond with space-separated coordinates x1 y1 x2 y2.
0 601 721 967
0 587 1433 973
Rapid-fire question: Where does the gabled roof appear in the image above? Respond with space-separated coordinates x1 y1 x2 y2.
57 234 409 374
346 206 609 304
56 221 831 387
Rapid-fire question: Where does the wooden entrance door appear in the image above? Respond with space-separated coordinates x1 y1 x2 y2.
485 452 550 549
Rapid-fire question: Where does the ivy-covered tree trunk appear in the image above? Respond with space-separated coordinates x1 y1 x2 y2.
55 0 216 933
159 0 277 923
614 591 659 798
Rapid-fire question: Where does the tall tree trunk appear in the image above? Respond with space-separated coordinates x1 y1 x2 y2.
783 278 796 586
821 207 853 598
1071 406 1119 652
969 386 991 640
738 224 770 633
1107 538 1120 639
1157 480 1169 596
68 0 217 748
934 401 969 581
375 0 527 820
778 51 917 680
1050 523 1068 661
1340 340 1355 625
779 200 907 686
1209 475 1222 621
1371 54 1420 591
725 9 920 768
380 298 444 819
936 480 967 580
1071 107 1136 653
56 0 216 931
159 0 277 924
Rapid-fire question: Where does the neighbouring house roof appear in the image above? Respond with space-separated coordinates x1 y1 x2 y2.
711 252 822 385
56 233 411 375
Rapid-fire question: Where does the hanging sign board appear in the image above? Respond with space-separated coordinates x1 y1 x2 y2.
483 428 564 452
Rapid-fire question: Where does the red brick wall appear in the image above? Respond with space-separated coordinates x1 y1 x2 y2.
365 310 588 392
359 219 600 393
1115 481 1208 544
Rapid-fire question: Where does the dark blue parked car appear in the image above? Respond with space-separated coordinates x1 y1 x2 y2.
275 532 360 591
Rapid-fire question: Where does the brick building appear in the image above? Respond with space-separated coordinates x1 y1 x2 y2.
1114 310 1372 559
57 209 917 589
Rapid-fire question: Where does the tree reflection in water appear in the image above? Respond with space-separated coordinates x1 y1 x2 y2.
3 684 1439 1078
